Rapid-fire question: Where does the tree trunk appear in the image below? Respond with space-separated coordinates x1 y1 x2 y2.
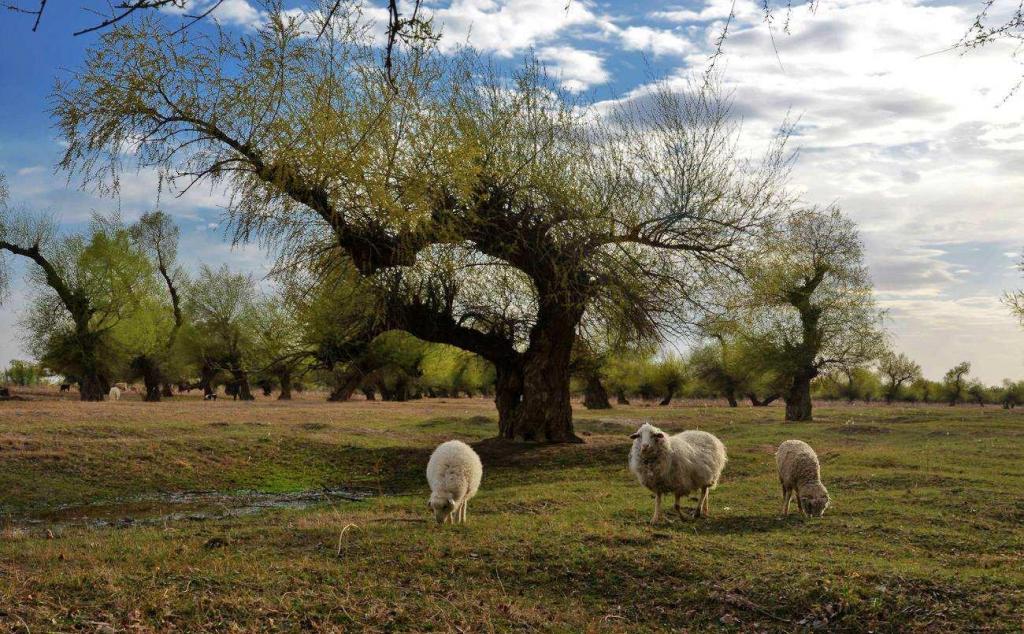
724 386 738 408
79 371 108 402
328 369 362 401
659 382 677 406
141 370 161 402
278 369 292 400
616 389 630 405
77 336 108 401
131 355 163 402
230 369 255 401
200 362 217 397
784 373 814 422
582 374 611 410
493 312 580 442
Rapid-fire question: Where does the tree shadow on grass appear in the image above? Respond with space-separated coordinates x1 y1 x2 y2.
327 435 630 497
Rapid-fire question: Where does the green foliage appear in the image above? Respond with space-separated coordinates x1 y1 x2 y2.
2 359 44 386
419 345 495 397
942 361 971 405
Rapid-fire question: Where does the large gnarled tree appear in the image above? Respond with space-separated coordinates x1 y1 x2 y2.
54 5 790 440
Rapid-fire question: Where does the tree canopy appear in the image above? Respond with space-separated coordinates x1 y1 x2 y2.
54 3 792 440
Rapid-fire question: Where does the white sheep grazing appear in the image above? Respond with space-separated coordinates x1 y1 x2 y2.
629 422 728 523
108 386 121 401
426 440 482 525
776 439 831 517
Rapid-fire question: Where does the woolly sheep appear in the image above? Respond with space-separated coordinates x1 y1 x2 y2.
426 440 483 525
108 386 121 401
776 439 831 517
629 422 728 523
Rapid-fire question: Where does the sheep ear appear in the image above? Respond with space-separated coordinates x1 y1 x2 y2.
652 432 665 439
629 432 640 440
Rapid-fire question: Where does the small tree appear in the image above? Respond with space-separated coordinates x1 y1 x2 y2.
130 211 189 398
878 351 922 404
943 361 971 406
2 360 43 386
249 294 311 400
182 265 259 399
730 206 885 421
1 187 154 400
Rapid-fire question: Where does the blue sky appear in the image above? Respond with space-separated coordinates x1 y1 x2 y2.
2 0 1024 383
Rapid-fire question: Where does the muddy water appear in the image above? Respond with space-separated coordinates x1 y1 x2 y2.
4 488 374 531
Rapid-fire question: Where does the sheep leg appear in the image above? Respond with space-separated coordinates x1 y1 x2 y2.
651 493 662 524
693 487 708 518
782 488 791 516
701 487 710 518
674 494 686 521
795 492 804 517
460 500 468 524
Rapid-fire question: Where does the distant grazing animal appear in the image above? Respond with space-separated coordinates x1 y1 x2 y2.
108 386 121 401
59 383 71 393
204 393 218 401
115 382 128 392
426 440 483 525
776 440 831 517
629 422 728 523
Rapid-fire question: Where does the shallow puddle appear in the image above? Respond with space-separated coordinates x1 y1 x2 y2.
3 488 374 531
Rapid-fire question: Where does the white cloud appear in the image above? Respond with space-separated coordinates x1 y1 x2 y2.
425 0 610 56
164 0 265 30
537 46 609 92
616 26 693 56
210 0 265 29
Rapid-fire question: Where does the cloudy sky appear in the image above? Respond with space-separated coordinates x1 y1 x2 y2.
1 0 1024 382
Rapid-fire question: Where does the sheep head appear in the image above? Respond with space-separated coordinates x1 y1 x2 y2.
428 494 456 524
630 423 667 462
799 483 831 517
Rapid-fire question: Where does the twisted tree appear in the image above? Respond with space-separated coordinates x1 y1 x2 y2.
728 206 885 421
878 351 921 404
1 184 155 400
55 4 791 440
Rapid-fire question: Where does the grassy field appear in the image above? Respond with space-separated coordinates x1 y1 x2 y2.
1 389 1022 632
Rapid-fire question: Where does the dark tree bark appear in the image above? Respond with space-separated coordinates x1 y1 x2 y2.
492 308 581 443
277 368 292 400
199 362 217 397
724 386 738 408
658 381 679 406
583 374 611 410
328 367 364 401
782 269 826 422
131 355 163 402
748 393 780 407
784 371 816 422
616 389 630 405
230 368 255 400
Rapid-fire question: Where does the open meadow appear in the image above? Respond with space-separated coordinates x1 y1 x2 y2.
1 390 1022 632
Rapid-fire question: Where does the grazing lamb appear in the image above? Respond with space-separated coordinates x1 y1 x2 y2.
108 386 121 401
629 422 728 523
426 440 482 525
776 439 831 517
